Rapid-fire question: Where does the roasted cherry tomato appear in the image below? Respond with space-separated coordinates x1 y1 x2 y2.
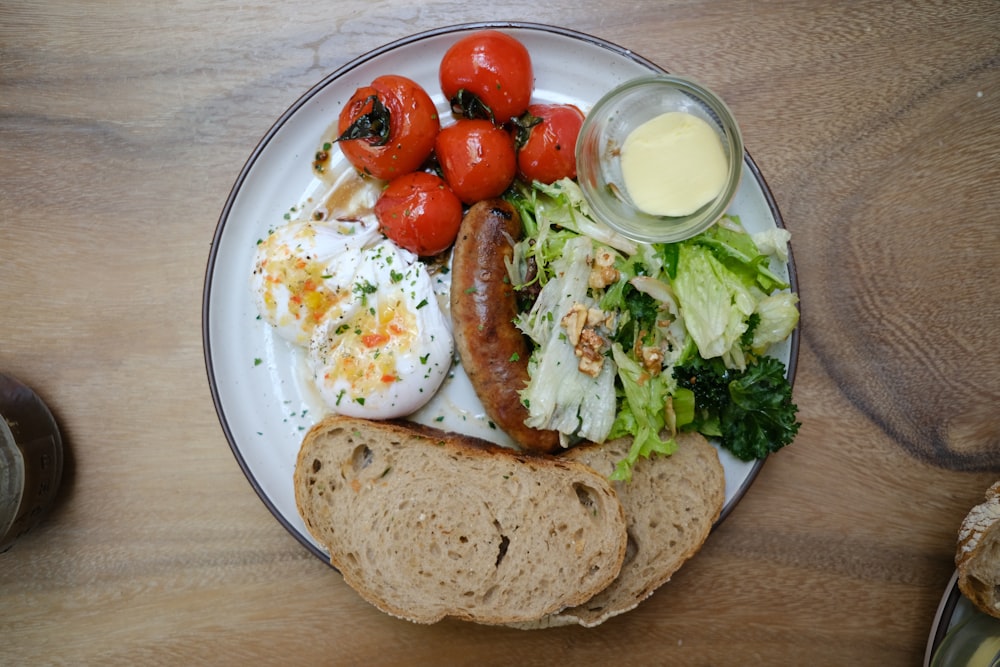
435 119 517 205
336 75 440 180
513 104 585 185
439 30 533 124
374 171 463 256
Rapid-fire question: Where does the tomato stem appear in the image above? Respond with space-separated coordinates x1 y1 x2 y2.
336 95 391 146
449 89 496 123
511 110 543 149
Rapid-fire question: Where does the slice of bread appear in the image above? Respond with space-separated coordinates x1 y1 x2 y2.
513 431 726 628
957 481 1000 618
293 415 628 625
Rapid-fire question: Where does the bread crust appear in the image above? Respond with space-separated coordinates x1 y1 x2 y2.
956 481 1000 618
512 431 725 629
294 415 627 625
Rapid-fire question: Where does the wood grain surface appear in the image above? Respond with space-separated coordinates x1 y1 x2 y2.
2 1 998 664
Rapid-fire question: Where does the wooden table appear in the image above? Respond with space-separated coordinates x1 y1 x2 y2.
2 2 998 664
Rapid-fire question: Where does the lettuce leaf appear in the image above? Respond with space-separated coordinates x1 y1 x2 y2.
608 343 677 482
517 236 617 444
751 291 800 355
672 243 757 367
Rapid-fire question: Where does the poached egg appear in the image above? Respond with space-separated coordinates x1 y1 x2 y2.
306 240 453 419
251 211 453 420
251 218 381 346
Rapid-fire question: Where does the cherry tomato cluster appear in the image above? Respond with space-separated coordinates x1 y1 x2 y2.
333 30 585 257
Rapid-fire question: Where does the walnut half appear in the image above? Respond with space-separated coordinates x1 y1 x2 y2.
560 303 611 377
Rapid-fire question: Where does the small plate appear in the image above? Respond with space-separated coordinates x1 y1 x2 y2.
925 571 1000 666
203 22 800 562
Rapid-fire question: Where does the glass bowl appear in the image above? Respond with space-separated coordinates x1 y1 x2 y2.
575 75 744 243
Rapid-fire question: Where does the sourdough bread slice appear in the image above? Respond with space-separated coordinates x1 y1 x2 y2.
957 480 1000 618
514 431 725 629
293 415 628 625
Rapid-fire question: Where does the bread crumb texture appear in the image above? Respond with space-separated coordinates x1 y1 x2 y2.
293 416 627 625
510 431 725 629
956 481 1000 619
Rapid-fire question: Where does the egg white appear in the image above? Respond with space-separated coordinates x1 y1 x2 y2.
306 240 454 419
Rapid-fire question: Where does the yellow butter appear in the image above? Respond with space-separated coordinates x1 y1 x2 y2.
620 111 728 218
966 637 1000 665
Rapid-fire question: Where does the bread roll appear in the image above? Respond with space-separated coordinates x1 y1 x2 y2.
957 481 1000 618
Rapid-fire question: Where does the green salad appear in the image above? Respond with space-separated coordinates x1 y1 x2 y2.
505 178 801 481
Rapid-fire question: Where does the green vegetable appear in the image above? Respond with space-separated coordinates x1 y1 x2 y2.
674 355 800 461
750 292 800 355
507 179 638 290
692 221 789 293
671 221 799 371
604 279 658 350
505 178 801 479
517 236 617 443
607 344 676 482
672 243 757 367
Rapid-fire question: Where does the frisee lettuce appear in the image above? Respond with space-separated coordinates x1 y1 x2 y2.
516 236 617 444
504 178 800 480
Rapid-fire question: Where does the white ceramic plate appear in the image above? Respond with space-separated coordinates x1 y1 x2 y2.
203 22 800 562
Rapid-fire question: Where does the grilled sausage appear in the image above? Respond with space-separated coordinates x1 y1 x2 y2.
450 199 561 454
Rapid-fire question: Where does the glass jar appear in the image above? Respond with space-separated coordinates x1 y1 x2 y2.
0 373 64 552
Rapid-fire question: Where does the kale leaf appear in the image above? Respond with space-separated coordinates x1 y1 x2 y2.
674 355 800 461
